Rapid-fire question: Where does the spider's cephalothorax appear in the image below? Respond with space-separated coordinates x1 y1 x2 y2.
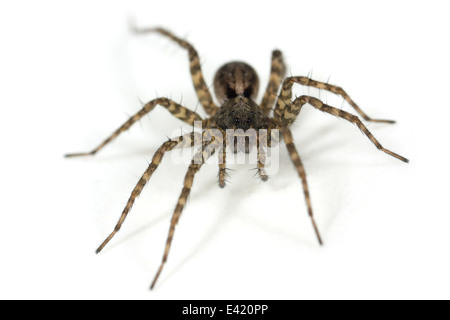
214 95 266 153
66 27 408 289
212 62 267 153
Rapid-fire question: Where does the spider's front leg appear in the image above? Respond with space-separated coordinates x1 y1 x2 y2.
274 77 408 162
95 132 201 254
273 78 408 245
277 98 408 162
151 138 220 289
279 76 396 124
65 98 202 157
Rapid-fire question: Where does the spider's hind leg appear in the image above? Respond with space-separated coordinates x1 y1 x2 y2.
275 91 408 162
132 27 219 117
260 50 286 116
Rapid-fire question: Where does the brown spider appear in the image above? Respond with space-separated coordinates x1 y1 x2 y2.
66 27 408 289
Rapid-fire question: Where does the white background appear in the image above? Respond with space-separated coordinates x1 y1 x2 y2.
1 0 449 300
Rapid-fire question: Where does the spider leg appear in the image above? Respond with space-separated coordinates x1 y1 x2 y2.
283 128 323 245
151 139 219 289
276 76 396 124
276 94 409 163
257 132 269 181
218 140 227 188
95 132 200 254
257 149 268 181
65 98 202 157
132 27 219 117
260 50 286 116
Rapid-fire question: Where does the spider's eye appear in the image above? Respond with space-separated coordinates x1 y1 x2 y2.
246 118 252 123
235 118 240 124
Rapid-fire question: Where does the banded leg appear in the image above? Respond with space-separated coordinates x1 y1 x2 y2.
281 95 409 163
65 98 202 157
257 137 269 181
95 132 200 254
260 50 286 116
133 27 219 116
151 139 219 289
275 76 395 124
218 141 227 188
283 128 322 245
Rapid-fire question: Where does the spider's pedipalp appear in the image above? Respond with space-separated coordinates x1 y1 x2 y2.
95 132 200 254
133 27 219 117
64 98 202 158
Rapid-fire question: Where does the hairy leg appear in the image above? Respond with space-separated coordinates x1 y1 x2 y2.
257 134 269 181
277 94 408 163
283 128 323 245
133 27 219 116
260 50 286 116
275 76 395 124
150 139 219 289
95 132 200 254
65 97 202 157
218 142 227 188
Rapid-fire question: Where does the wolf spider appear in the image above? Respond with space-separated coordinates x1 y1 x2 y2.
66 27 408 289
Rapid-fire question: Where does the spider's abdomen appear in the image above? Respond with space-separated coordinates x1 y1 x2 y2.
213 62 259 104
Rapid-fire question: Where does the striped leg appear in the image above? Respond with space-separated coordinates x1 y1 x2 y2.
275 76 395 124
283 128 323 245
218 142 227 188
260 50 286 116
133 27 219 116
65 98 202 157
151 139 219 289
95 132 199 254
279 94 409 163
257 136 269 181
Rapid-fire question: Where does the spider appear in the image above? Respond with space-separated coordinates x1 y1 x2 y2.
66 26 408 289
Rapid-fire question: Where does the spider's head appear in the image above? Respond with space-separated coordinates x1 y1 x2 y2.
213 61 259 104
214 96 265 153
215 96 264 131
